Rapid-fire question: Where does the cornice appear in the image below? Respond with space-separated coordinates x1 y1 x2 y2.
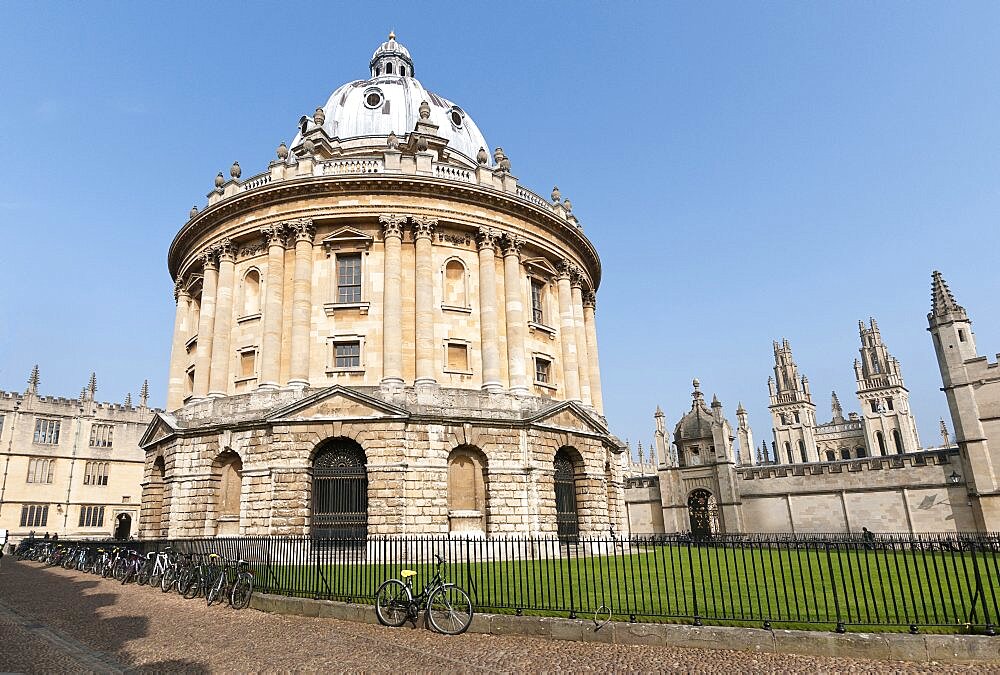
168 174 602 289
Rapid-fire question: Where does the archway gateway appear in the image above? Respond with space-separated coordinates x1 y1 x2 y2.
687 488 718 537
554 449 579 542
311 439 368 538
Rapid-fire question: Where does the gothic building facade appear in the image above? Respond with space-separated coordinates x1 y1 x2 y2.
626 286 990 536
140 35 624 539
0 367 154 541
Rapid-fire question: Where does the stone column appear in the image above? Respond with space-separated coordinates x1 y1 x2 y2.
288 219 315 387
501 234 528 395
166 279 191 410
571 273 592 406
259 224 287 389
557 261 581 401
192 248 218 399
413 216 437 386
208 239 236 397
477 227 502 392
583 292 604 413
380 214 405 386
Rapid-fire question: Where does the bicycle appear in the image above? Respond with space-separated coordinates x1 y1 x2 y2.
206 557 255 609
374 554 473 635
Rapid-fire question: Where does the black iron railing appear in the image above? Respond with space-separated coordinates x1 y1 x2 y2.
22 532 1000 633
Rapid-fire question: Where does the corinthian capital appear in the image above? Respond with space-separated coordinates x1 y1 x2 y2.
261 224 289 248
476 226 501 251
287 218 316 243
174 277 189 302
583 290 597 309
202 247 219 270
379 214 405 239
216 238 236 262
500 233 525 257
558 258 579 281
412 215 437 240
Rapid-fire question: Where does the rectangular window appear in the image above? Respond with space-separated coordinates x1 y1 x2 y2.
870 400 880 414
83 461 109 486
0 414 5 438
78 505 105 528
535 357 551 384
337 253 362 304
89 424 114 448
334 341 361 369
446 343 469 372
240 351 256 378
530 279 545 324
26 458 54 484
33 418 61 445
186 368 195 397
20 504 49 527
885 398 894 411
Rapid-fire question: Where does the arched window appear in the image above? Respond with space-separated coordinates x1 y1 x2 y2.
376 66 381 75
217 452 243 521
312 439 368 539
554 447 580 541
876 431 887 455
840 447 851 460
893 429 904 454
145 456 166 538
442 259 468 308
400 66 406 76
386 62 393 74
798 440 808 463
242 269 261 316
447 446 487 534
783 442 791 464
855 446 867 458
825 450 836 461
687 489 719 536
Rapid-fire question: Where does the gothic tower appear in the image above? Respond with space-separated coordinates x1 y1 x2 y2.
735 401 756 465
768 339 817 463
927 271 1000 530
854 318 920 455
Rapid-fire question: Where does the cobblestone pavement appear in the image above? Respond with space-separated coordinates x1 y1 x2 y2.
0 559 994 673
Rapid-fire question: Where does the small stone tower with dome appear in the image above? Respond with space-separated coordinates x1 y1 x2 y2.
139 34 624 539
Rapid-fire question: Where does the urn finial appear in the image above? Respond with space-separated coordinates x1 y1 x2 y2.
387 131 399 149
477 147 488 165
189 205 199 219
551 186 561 203
302 137 315 155
419 100 431 120
276 142 289 160
563 198 572 213
230 161 241 179
416 134 428 152
214 172 225 188
314 106 326 126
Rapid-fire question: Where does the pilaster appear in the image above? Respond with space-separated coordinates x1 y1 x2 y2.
208 239 236 397
380 214 405 386
501 234 528 395
259 224 288 389
413 216 437 386
477 227 502 392
166 279 191 410
557 260 581 401
288 219 316 387
192 248 218 399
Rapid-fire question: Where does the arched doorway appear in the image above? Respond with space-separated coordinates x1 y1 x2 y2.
114 513 132 540
687 489 718 537
447 446 488 535
146 456 165 538
312 439 368 539
554 447 580 542
215 451 243 536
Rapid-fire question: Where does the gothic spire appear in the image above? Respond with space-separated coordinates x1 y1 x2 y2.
124 392 132 408
87 372 97 399
930 270 964 318
26 364 39 394
140 379 150 407
831 391 844 422
940 418 951 446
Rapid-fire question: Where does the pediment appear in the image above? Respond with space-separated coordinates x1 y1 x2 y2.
527 400 609 436
321 226 374 252
266 385 409 422
139 412 178 449
523 257 559 279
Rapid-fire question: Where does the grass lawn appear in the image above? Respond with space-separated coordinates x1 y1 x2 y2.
240 539 999 633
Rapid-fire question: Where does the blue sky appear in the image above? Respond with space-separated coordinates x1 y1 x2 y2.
1 2 999 454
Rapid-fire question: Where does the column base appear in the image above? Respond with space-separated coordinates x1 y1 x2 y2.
287 378 309 388
481 381 503 393
207 391 226 398
508 385 530 396
380 377 405 387
414 378 437 387
256 382 280 391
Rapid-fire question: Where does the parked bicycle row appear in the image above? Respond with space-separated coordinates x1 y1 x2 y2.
14 540 254 609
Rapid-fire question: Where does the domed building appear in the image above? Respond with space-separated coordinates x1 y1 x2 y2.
139 34 624 539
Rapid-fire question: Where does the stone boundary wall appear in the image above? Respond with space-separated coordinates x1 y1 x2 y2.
250 592 1000 664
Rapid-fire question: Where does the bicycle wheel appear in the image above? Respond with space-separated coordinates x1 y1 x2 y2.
137 560 153 586
426 585 473 635
206 572 225 606
229 573 254 610
160 566 176 593
374 579 410 628
177 568 197 598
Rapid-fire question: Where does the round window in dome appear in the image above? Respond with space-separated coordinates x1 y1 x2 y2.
364 88 384 109
449 106 465 128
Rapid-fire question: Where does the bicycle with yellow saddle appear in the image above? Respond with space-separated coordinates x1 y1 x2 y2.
374 554 473 634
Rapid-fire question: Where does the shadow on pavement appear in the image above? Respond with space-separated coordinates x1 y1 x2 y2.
0 559 209 673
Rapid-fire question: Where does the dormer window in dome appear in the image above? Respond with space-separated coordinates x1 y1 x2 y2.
364 87 385 109
449 106 465 129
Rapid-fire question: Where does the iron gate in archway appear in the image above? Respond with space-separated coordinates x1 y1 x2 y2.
311 441 368 539
687 488 718 537
554 451 579 542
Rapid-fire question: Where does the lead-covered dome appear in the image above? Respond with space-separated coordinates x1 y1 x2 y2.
674 380 717 441
290 33 490 166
